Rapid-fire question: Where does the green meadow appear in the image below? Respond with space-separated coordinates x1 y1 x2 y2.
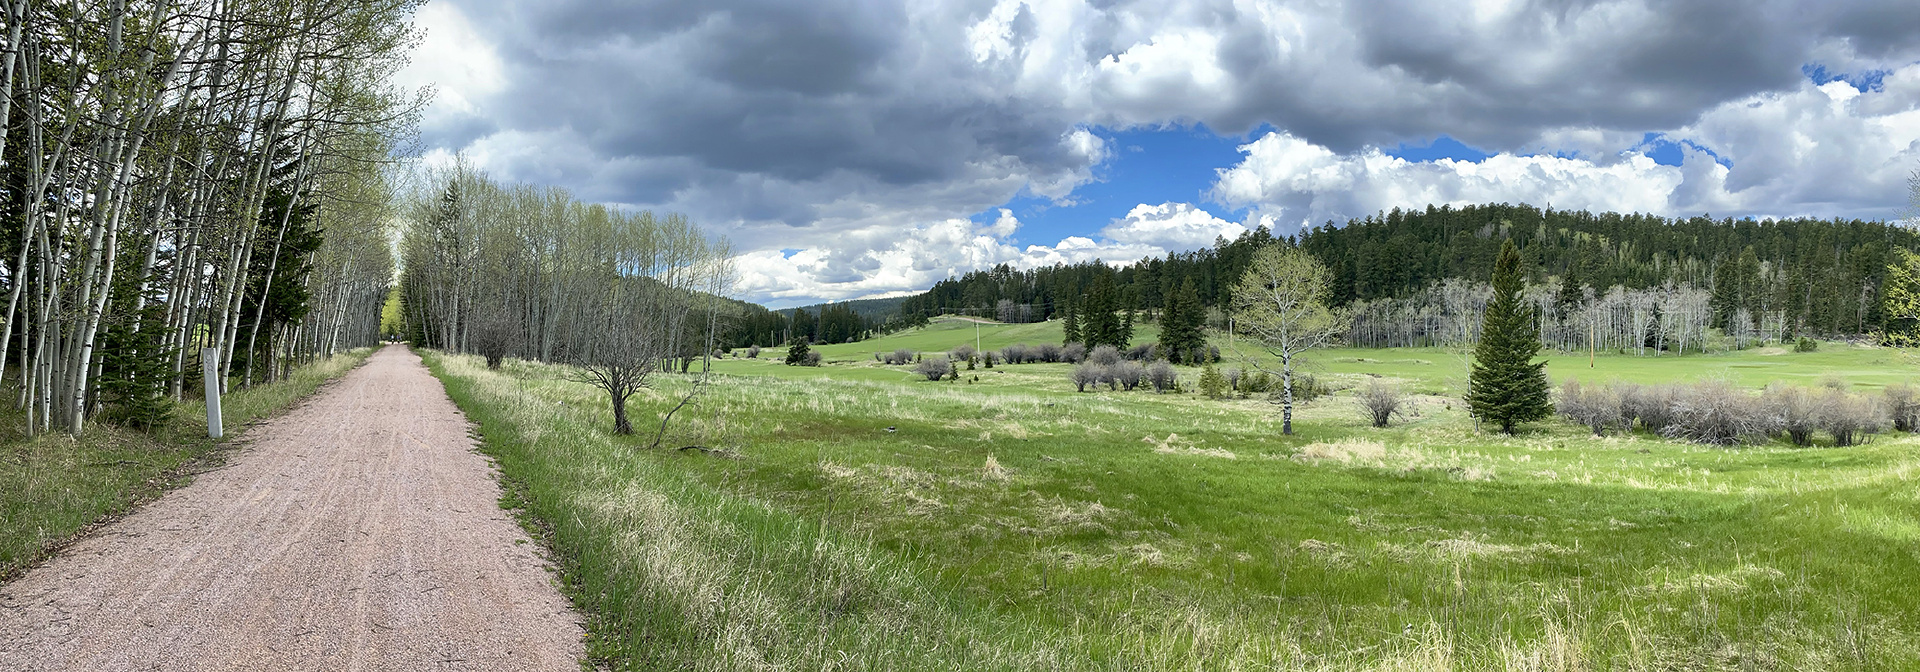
428 319 1920 671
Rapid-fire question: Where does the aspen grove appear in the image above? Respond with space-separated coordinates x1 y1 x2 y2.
0 0 421 434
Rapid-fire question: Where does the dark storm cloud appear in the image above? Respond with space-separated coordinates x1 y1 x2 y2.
447 0 1090 214
430 0 1920 227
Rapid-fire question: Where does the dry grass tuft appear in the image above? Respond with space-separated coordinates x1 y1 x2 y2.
981 454 1011 482
1296 438 1387 463
1143 433 1236 459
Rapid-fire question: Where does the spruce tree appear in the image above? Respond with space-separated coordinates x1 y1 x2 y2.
1080 274 1123 348
1061 300 1080 345
1468 239 1553 433
1158 278 1206 364
1555 262 1582 318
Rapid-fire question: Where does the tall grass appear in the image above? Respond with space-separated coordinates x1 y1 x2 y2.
429 349 1920 671
0 348 374 580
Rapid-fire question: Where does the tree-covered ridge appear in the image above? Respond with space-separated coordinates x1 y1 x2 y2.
1302 203 1913 336
893 203 1917 339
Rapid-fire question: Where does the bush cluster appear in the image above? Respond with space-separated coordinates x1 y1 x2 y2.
1556 379 1898 446
914 356 951 381
879 348 914 365
1070 360 1149 392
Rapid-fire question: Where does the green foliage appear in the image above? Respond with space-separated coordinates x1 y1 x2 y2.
431 348 1920 670
1197 363 1227 400
1795 337 1820 352
379 286 405 341
95 239 177 429
1883 249 1920 347
784 339 812 366
1468 240 1554 433
1060 303 1080 345
897 204 1916 341
1157 278 1207 364
233 187 325 382
1077 274 1128 349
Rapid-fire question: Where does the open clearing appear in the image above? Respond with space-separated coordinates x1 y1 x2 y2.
0 346 581 671
429 324 1920 671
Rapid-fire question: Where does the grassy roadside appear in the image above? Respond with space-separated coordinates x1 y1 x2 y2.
429 344 1920 670
0 347 375 581
425 350 1085 671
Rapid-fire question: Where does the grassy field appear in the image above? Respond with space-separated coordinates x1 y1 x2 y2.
0 348 374 580
431 327 1920 671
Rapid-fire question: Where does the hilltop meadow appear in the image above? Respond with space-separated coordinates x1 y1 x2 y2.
425 316 1920 671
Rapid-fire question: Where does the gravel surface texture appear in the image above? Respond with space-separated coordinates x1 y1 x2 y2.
0 345 583 671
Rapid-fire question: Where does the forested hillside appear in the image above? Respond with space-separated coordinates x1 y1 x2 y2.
893 203 1917 345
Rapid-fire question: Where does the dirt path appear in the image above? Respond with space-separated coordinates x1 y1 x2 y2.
0 345 583 671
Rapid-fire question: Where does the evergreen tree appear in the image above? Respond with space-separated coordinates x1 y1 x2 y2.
1061 300 1080 345
1080 274 1125 348
1158 278 1206 364
1468 239 1554 433
1555 262 1583 317
784 339 811 366
1198 363 1227 400
1710 256 1739 330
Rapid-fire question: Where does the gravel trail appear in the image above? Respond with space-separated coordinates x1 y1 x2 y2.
0 345 583 671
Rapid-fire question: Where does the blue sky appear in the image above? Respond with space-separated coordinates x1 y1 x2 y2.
400 1 1920 307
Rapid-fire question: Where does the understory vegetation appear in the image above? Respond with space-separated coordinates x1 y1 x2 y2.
429 329 1920 671
0 348 373 580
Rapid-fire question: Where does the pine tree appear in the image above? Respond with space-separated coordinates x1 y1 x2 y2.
1555 262 1582 318
1158 278 1206 364
1080 274 1123 348
1710 256 1739 330
1468 239 1553 433
1061 300 1080 345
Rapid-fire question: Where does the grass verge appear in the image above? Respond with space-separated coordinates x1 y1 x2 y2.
0 348 375 581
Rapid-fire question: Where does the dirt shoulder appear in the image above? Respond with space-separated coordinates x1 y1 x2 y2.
0 345 582 671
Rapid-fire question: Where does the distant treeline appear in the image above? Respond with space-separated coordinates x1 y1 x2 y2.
889 203 1918 341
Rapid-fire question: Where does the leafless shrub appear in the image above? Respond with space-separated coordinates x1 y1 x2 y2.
1354 378 1409 428
1818 373 1849 391
998 344 1029 364
1113 361 1145 390
1125 343 1155 361
914 357 950 381
1070 362 1100 392
802 350 822 367
1764 384 1818 446
1147 360 1177 393
1557 380 1624 436
1223 367 1242 393
1662 381 1768 446
471 312 519 370
1620 383 1679 433
1816 389 1886 446
1088 344 1122 366
951 344 977 365
1063 342 1087 363
1035 343 1063 363
882 348 914 365
745 345 761 359
1884 383 1920 433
